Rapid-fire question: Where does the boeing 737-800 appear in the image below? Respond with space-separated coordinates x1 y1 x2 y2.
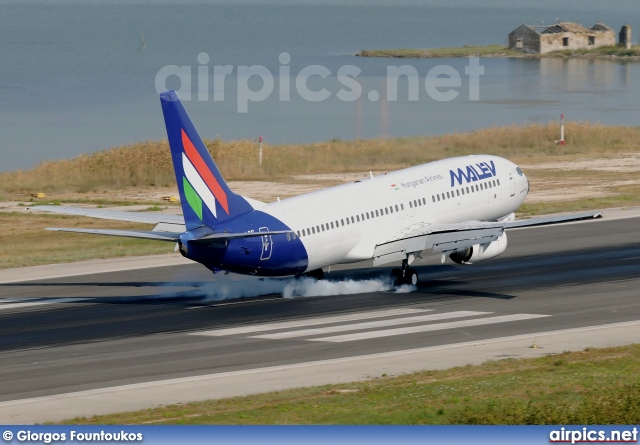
40 91 602 286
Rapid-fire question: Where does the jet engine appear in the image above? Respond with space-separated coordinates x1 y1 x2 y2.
449 232 508 265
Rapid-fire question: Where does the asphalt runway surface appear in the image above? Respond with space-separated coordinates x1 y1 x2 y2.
0 215 639 419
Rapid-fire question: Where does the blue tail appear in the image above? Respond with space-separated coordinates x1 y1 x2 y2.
160 91 253 231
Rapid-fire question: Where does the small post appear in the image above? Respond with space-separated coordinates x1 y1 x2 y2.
258 136 263 165
559 114 565 145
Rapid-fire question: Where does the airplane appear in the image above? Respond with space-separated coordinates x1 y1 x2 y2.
39 90 602 286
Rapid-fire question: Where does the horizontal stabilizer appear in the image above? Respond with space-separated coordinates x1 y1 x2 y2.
191 230 293 243
46 228 181 241
35 206 184 225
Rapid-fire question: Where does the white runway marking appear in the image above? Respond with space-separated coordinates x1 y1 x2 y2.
309 314 551 343
0 298 86 311
188 308 430 336
251 311 488 340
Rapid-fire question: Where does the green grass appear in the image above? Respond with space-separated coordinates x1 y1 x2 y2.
551 45 640 58
62 344 640 424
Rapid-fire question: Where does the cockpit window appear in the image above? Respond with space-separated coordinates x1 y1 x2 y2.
516 167 524 176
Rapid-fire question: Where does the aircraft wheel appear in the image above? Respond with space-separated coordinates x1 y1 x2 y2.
404 268 418 286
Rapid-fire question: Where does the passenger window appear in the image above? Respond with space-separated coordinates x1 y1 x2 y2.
312 227 315 234
330 222 334 229
401 204 404 210
395 205 399 212
286 233 290 241
422 198 426 205
437 195 440 201
317 225 320 232
456 189 460 196
356 215 360 222
341 219 344 226
296 231 300 237
375 210 379 217
497 179 500 185
385 208 389 214
432 196 435 202
461 188 465 195
351 216 355 223
466 186 470 193
409 201 413 208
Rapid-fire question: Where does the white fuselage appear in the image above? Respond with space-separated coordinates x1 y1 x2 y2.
260 155 528 272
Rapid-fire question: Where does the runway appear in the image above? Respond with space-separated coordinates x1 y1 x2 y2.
1 212 640 422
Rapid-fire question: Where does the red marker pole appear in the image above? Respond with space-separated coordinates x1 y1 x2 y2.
559 114 565 146
259 136 263 165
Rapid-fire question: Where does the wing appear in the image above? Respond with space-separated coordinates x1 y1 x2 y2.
373 211 602 266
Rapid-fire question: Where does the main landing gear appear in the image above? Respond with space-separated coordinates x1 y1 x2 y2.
391 258 418 286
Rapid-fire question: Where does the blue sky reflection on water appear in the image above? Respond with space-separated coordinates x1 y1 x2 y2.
1 0 638 170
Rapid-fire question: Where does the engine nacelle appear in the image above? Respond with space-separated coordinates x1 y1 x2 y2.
449 232 508 265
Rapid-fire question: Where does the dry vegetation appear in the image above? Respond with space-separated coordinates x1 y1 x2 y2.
0 212 173 269
2 122 639 268
2 122 639 197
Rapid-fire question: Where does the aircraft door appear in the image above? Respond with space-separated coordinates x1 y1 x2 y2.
509 171 515 196
259 227 272 260
406 197 416 217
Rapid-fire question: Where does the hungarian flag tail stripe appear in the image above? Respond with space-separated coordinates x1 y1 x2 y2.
181 129 229 214
182 153 218 218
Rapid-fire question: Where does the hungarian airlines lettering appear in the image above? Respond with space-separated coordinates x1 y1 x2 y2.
449 161 497 187
399 174 444 189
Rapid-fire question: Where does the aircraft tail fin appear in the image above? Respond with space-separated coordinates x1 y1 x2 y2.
160 91 253 230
